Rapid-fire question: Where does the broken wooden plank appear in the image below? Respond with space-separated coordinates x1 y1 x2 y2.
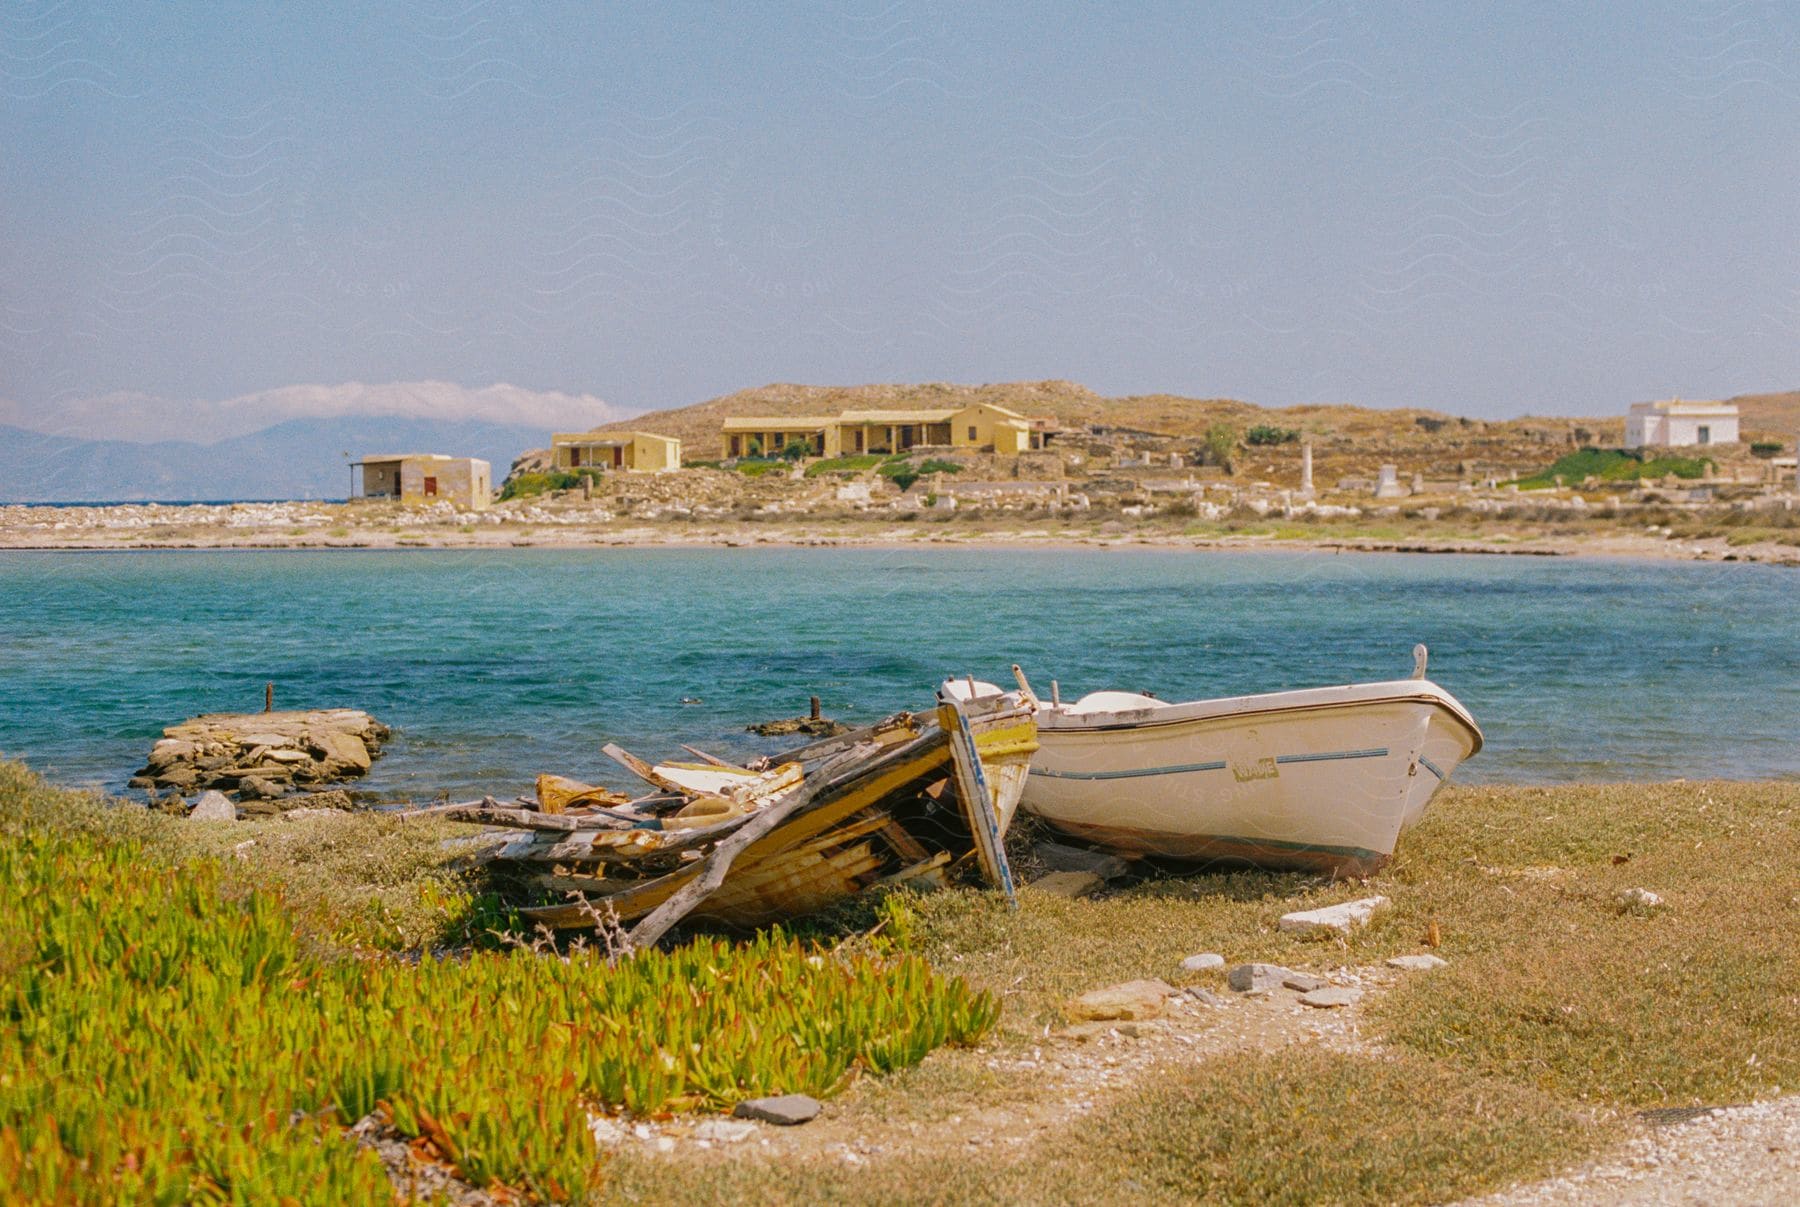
624 743 874 950
867 850 952 892
941 695 1017 905
679 743 741 768
878 818 932 863
395 796 500 821
440 805 638 832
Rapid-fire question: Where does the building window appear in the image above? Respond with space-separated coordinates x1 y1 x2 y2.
1697 426 1710 445
968 426 977 442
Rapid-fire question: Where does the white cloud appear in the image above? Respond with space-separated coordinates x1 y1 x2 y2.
0 381 629 444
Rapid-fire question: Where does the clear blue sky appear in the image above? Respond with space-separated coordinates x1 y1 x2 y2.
4 1 1797 422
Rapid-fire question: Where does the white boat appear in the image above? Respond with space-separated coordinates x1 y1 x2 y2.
955 648 1481 877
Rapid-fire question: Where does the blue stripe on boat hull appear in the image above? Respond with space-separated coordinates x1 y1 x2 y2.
1030 747 1389 781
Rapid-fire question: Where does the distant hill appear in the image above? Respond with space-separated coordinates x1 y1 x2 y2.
1727 390 1800 440
606 379 1624 462
0 417 548 503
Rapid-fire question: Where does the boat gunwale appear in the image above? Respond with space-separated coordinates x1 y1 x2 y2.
1036 679 1483 756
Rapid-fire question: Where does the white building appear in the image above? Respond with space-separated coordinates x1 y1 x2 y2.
1625 399 1739 448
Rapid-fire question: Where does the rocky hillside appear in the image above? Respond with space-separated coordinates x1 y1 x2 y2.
518 380 1791 484
1729 390 1800 440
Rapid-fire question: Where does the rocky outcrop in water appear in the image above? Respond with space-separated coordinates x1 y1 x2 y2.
131 709 390 801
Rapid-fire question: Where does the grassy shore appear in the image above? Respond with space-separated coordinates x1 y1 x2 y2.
2 765 1795 1203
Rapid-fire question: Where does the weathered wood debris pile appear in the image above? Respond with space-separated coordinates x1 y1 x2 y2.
132 709 390 801
438 689 1039 947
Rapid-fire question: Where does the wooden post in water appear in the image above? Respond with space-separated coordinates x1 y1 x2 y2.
809 696 821 721
264 682 273 713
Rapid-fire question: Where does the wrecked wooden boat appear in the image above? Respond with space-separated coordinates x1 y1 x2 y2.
456 683 1039 941
954 646 1481 877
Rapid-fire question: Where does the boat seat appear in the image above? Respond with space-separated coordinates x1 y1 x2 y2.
1066 690 1166 714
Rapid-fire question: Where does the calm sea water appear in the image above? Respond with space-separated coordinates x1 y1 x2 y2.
0 548 1793 799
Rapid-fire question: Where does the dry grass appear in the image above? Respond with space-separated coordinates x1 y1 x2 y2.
599 1049 1594 1206
1374 780 1800 1106
7 766 1796 1202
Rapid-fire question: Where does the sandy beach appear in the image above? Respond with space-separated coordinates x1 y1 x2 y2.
4 498 1797 566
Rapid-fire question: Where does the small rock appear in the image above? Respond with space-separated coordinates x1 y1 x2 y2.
1299 986 1362 1009
1180 953 1225 972
1227 963 1292 993
146 739 195 768
238 776 287 800
1184 987 1230 1007
1282 971 1329 992
1387 953 1449 971
693 1118 757 1144
733 1094 822 1126
238 732 294 750
1026 870 1103 899
1278 896 1390 937
1616 887 1664 911
1053 1021 1118 1043
187 790 236 822
263 748 314 764
1033 841 1132 881
312 730 372 773
1067 978 1176 1021
588 1115 627 1146
232 839 256 860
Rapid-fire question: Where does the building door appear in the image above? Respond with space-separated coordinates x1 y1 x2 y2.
1698 426 1711 445
424 476 437 496
854 429 864 453
613 446 624 468
899 425 915 448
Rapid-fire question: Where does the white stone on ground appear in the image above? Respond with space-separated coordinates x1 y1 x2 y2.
1278 896 1390 936
693 1118 757 1144
1299 987 1362 1009
734 1094 823 1126
187 790 236 822
1226 963 1293 993
1180 952 1225 972
1388 953 1449 971
1068 979 1176 1021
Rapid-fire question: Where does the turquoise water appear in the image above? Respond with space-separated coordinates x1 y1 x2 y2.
0 549 1793 800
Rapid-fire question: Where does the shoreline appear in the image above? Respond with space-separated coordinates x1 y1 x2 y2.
2 526 1795 566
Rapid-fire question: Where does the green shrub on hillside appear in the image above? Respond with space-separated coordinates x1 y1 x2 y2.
1204 423 1239 471
803 455 885 478
1511 447 1711 490
499 469 599 501
1245 424 1299 445
736 457 790 478
879 458 960 491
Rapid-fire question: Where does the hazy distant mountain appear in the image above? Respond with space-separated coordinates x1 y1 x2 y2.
0 381 622 445
0 416 552 503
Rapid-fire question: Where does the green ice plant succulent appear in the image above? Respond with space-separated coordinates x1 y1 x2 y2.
0 799 998 1203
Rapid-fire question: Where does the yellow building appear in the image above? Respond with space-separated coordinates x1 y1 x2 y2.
352 454 492 509
551 430 682 473
722 404 1034 459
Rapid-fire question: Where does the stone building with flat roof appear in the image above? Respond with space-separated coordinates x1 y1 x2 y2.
352 454 491 509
